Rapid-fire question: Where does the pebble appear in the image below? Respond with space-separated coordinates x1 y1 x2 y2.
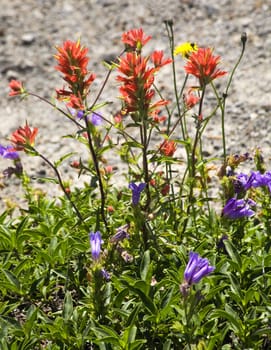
21 33 35 45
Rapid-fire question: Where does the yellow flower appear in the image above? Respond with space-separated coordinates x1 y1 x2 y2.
174 42 198 59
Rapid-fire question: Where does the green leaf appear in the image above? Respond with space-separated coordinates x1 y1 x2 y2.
140 250 151 281
223 239 242 271
129 286 157 315
54 152 75 168
2 270 21 293
24 304 38 337
210 307 242 334
63 291 73 321
129 340 146 350
126 304 140 328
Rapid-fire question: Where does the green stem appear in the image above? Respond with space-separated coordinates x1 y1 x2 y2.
140 119 151 211
37 151 84 223
84 116 108 231
182 86 206 235
217 32 247 161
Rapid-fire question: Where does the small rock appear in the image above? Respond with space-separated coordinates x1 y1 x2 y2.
21 33 35 45
6 69 18 80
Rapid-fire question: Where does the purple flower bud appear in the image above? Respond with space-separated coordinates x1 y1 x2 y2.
101 268 110 281
3 161 23 178
110 224 130 244
77 110 84 120
184 252 215 285
89 231 102 261
222 198 255 219
128 182 146 205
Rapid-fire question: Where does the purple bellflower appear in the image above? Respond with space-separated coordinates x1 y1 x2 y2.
0 145 20 160
234 170 271 194
184 252 215 285
222 198 255 219
251 171 271 189
110 224 130 244
234 172 256 193
101 268 111 281
91 112 103 126
128 182 146 205
89 231 102 261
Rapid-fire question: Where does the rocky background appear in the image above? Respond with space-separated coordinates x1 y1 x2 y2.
0 0 270 211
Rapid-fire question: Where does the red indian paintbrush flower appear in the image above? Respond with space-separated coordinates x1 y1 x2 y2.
117 51 170 117
150 50 172 69
55 39 89 81
160 140 177 157
122 28 151 52
183 87 200 109
54 39 96 107
10 123 38 151
184 47 227 86
9 80 26 96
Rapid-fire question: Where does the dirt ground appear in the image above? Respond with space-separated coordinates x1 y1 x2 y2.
0 0 270 211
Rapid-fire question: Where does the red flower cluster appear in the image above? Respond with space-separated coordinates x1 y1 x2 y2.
54 39 96 110
9 80 25 96
10 123 38 151
184 47 227 86
183 88 200 109
122 28 151 52
159 139 177 157
117 29 172 122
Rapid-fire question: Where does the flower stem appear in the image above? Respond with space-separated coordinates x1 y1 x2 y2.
37 151 84 223
84 117 108 231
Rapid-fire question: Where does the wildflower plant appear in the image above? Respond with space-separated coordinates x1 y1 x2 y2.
1 22 271 349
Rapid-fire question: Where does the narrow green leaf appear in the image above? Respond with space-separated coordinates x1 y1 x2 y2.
129 340 146 350
140 250 150 281
126 304 140 328
54 152 75 168
2 270 21 292
24 305 38 337
210 308 241 333
63 291 73 321
224 240 242 271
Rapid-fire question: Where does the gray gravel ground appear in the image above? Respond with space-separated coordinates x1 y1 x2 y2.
0 0 270 211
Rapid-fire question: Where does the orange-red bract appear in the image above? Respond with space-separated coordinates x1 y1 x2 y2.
9 80 25 96
184 47 227 86
10 123 38 151
160 140 177 157
122 28 151 51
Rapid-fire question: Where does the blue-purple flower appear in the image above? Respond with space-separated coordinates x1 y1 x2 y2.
234 172 256 192
89 231 102 261
91 112 103 126
0 145 20 160
128 182 146 205
184 252 215 285
101 268 110 281
222 197 255 219
110 224 130 244
234 170 271 194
